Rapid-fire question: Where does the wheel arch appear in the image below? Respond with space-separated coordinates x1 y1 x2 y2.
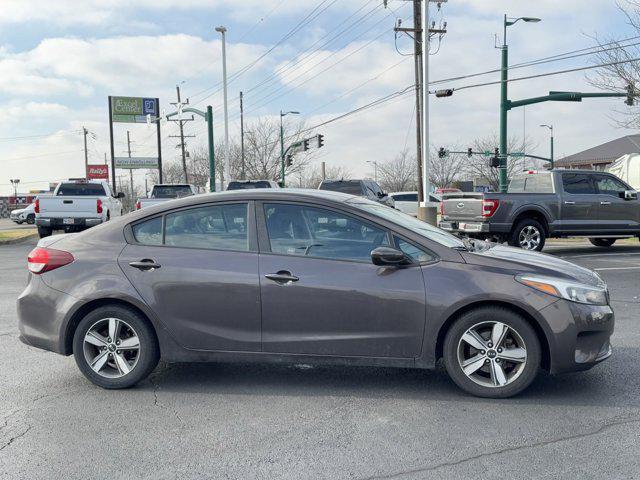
434 300 551 371
510 207 551 236
62 298 157 355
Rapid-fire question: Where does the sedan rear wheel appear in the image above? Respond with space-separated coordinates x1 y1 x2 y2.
73 305 159 389
443 306 541 398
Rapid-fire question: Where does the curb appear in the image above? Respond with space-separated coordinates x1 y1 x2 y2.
0 233 39 246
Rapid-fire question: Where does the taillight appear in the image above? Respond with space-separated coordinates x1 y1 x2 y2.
97 198 103 214
27 247 74 274
135 200 141 210
34 198 39 214
482 199 500 218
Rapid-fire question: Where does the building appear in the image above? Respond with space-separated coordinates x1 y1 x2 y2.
555 134 640 170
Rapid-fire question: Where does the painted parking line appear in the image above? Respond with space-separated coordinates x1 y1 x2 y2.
559 252 640 259
594 266 640 271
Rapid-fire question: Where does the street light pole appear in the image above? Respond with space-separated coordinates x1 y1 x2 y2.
540 124 554 169
215 26 229 189
366 160 378 182
499 15 541 192
10 179 20 198
280 110 300 187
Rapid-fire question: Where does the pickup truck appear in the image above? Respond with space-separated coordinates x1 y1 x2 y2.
136 183 197 210
439 169 640 251
35 179 124 238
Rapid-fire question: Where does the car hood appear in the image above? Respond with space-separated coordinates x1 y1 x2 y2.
461 242 605 288
11 209 25 215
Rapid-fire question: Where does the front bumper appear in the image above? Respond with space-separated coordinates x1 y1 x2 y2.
17 274 76 355
36 217 102 228
540 299 614 374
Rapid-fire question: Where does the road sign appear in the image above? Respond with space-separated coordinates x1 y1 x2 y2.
86 165 109 179
111 97 158 123
114 157 159 169
510 152 525 157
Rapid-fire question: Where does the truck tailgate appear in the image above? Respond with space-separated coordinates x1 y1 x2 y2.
39 197 100 218
441 193 485 221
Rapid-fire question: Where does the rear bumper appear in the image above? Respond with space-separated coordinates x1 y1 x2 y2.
540 299 614 374
17 274 76 355
439 220 490 233
36 217 102 228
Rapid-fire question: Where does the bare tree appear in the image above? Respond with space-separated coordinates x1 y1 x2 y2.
376 150 418 192
587 1 640 128
297 164 352 189
429 146 465 189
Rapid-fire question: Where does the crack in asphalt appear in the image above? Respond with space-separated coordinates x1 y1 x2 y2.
0 424 32 452
148 365 182 423
358 415 640 480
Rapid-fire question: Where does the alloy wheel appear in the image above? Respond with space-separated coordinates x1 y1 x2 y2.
83 318 140 378
518 225 541 250
457 321 528 388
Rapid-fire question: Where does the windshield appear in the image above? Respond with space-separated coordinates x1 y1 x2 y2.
151 185 193 198
354 202 466 249
56 183 106 196
320 181 363 195
227 181 272 190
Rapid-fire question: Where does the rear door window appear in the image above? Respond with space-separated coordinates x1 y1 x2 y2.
132 217 163 245
562 174 596 194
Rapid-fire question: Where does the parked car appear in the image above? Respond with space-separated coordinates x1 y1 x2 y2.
319 179 394 208
389 191 441 217
439 169 640 251
35 179 124 238
18 189 613 398
136 184 197 210
227 180 280 190
10 202 36 224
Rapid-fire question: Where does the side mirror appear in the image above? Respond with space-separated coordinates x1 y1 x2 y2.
371 246 412 266
116 192 125 199
624 189 638 200
377 191 386 198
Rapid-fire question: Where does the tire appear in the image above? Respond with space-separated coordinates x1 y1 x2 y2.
443 306 541 398
26 214 35 225
508 218 546 252
72 305 159 389
37 226 52 238
589 238 616 247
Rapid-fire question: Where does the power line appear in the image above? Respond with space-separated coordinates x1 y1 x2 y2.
189 0 339 104
5 149 84 163
0 129 83 142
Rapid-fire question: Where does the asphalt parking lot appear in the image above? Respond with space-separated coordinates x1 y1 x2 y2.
1 237 639 479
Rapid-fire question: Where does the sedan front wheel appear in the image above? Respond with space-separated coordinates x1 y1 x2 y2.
443 306 541 398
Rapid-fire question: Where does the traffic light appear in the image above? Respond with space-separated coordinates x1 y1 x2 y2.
438 147 446 158
490 147 500 168
286 154 293 167
467 148 473 157
303 139 310 151
435 89 454 98
626 83 635 106
317 134 324 148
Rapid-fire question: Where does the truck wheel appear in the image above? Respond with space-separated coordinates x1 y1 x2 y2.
26 214 35 225
509 219 546 252
37 226 52 238
589 238 616 247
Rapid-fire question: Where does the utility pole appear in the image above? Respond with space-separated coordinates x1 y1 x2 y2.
169 84 195 183
127 130 134 212
540 124 554 169
216 26 229 188
83 126 89 174
321 161 326 181
240 91 246 179
367 160 378 182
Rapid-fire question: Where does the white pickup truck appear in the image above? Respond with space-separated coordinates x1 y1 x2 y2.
135 183 197 210
35 179 124 238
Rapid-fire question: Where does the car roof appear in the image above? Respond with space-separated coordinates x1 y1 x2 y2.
389 191 418 195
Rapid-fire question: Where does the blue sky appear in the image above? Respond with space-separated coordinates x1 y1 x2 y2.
0 0 636 195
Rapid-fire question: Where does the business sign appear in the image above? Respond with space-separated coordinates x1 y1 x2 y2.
87 164 109 179
114 157 159 169
111 96 158 123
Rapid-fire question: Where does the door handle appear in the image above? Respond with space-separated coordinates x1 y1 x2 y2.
265 270 299 285
600 201 611 205
129 259 161 271
564 201 576 205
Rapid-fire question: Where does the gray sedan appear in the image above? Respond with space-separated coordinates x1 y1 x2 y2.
17 189 614 398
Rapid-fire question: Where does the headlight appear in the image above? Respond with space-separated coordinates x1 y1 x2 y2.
516 274 608 306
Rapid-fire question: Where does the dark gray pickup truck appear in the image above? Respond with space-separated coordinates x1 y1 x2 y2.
439 170 640 251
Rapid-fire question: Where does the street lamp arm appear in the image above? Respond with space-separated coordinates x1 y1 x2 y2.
166 107 207 119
